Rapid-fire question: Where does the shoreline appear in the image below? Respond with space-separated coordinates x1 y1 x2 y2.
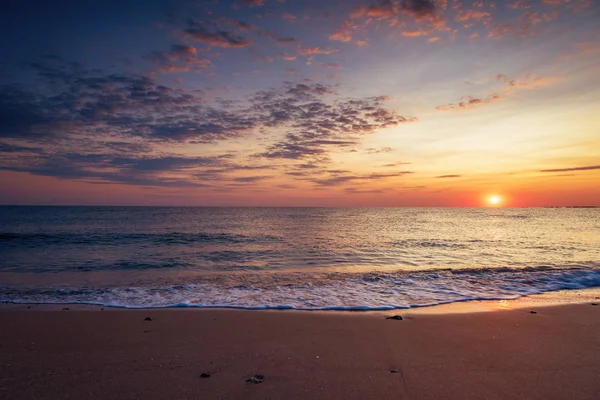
2 286 599 314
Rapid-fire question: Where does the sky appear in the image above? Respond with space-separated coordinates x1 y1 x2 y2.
0 0 598 207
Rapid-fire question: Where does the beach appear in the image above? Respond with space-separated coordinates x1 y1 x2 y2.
2 301 599 400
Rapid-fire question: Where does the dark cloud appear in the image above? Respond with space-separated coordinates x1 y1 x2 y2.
233 175 272 182
239 0 264 7
400 0 437 20
436 174 462 178
275 37 300 44
308 171 412 186
345 188 386 194
260 141 330 160
144 45 210 74
0 142 42 153
224 19 255 31
184 23 252 48
352 0 438 21
368 0 396 18
383 161 411 167
540 165 600 173
249 83 413 162
0 153 212 187
0 59 414 187
0 151 276 188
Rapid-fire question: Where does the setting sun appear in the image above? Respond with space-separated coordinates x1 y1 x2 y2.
487 195 502 206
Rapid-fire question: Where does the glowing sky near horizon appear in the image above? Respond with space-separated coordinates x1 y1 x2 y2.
0 0 599 206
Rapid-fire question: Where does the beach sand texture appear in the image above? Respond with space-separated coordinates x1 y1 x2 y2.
1 304 599 400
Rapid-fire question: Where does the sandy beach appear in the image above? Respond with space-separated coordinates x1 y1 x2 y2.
1 302 599 400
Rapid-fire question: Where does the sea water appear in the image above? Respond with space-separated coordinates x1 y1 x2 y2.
1 206 599 310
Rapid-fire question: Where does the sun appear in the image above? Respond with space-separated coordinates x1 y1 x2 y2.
487 195 502 206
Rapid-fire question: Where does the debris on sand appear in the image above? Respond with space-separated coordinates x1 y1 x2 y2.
385 315 403 320
246 374 264 384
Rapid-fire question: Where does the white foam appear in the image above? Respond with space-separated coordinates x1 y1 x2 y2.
2 267 600 311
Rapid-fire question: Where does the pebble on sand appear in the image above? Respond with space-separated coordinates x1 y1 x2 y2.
144 317 152 321
200 373 211 378
246 374 264 384
390 369 399 374
386 315 403 320
530 311 537 314
62 308 70 311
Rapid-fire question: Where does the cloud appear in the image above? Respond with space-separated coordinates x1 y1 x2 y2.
401 30 429 37
308 171 413 186
184 23 251 48
279 52 297 61
224 19 255 31
435 74 552 111
383 161 411 166
455 10 491 23
351 0 439 20
400 0 438 21
367 0 396 18
0 142 42 153
254 86 413 162
282 13 297 22
298 47 338 55
0 153 224 187
0 60 415 187
240 0 264 7
365 147 394 154
329 20 355 43
436 174 461 178
540 165 600 173
144 45 210 74
435 95 498 111
320 62 342 70
233 175 272 182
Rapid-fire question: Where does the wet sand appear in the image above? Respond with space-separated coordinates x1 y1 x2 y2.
1 303 599 400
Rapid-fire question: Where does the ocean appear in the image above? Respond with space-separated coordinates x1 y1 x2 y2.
1 206 599 310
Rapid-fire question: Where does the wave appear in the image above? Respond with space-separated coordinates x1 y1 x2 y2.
0 231 280 247
2 266 599 311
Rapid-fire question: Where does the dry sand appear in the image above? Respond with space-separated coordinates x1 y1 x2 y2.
1 303 599 400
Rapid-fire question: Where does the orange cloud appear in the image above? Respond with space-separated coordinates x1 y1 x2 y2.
320 62 342 70
279 52 297 61
401 29 430 37
329 20 355 43
298 47 338 55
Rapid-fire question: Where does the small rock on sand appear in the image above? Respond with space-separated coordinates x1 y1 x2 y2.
246 374 264 384
530 311 537 314
200 373 211 378
62 308 70 311
592 303 598 306
390 369 399 374
144 317 152 321
386 315 403 320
